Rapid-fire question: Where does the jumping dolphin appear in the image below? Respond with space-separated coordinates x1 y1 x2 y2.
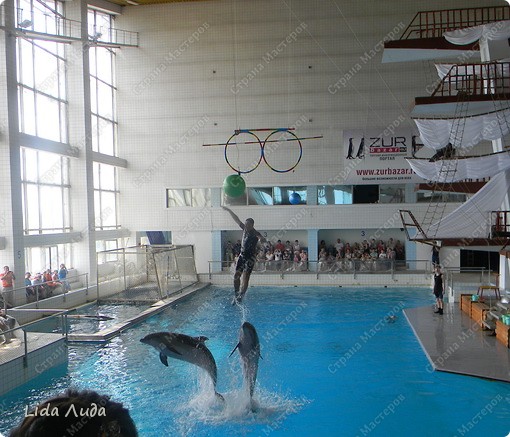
140 332 223 400
230 322 261 398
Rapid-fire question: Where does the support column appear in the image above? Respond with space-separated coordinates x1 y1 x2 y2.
4 0 25 281
211 230 222 273
307 229 318 271
499 254 509 291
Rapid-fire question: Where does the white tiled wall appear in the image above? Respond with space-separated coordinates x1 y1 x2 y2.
0 337 67 396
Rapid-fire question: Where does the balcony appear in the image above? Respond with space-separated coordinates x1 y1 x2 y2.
383 5 509 63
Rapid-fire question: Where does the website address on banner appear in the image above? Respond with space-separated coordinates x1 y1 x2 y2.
355 168 414 176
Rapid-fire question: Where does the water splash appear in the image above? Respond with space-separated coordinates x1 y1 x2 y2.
173 372 310 435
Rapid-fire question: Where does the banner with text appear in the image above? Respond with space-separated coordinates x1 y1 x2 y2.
342 129 425 185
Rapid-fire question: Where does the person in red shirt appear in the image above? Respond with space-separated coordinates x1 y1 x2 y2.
274 239 285 252
0 266 15 308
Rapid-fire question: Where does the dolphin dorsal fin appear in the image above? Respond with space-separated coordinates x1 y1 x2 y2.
159 353 169 366
229 342 240 357
193 336 208 343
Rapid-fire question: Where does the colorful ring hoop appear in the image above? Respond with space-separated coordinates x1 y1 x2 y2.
224 131 263 174
262 129 303 173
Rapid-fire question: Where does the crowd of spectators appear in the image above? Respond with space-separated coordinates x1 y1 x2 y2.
24 264 70 302
224 239 309 272
223 236 405 273
317 237 405 272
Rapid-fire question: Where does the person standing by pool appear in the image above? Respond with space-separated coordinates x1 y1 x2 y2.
433 265 444 315
222 206 266 304
0 266 15 308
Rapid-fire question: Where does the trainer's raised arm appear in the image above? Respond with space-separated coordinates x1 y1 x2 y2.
222 206 243 228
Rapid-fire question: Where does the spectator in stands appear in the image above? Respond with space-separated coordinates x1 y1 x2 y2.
318 248 328 271
293 240 301 252
0 266 15 308
282 249 292 271
265 249 275 271
43 269 58 297
58 264 70 292
334 239 344 256
9 388 138 437
274 239 285 252
31 273 45 299
25 272 35 302
285 240 293 252
299 250 308 271
224 241 234 266
318 240 327 254
274 248 282 270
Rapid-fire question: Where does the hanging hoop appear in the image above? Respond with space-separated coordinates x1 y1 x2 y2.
224 131 263 174
262 129 303 173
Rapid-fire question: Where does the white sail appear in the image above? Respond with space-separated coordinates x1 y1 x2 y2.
417 170 510 240
443 20 510 45
406 151 510 182
413 110 510 150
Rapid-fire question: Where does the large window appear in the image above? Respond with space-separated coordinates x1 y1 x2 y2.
25 244 72 274
167 189 211 207
17 32 67 142
222 187 307 206
96 239 119 264
318 185 353 205
89 9 117 156
93 162 119 230
21 148 71 234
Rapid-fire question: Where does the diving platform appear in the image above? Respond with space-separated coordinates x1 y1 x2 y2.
404 304 510 383
383 5 509 63
399 209 510 248
411 61 510 119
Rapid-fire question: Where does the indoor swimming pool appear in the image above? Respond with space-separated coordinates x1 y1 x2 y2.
22 302 152 336
1 286 510 436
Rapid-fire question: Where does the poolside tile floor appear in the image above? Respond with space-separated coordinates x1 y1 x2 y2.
405 305 510 382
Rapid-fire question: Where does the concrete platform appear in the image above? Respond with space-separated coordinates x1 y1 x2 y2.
67 282 210 342
404 304 510 382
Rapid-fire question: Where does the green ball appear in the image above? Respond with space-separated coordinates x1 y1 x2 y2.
223 174 246 197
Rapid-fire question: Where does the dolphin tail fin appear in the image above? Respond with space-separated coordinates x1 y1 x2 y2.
215 391 225 402
159 352 169 366
229 343 240 358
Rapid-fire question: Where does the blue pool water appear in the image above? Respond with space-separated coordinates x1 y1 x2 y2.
1 286 510 436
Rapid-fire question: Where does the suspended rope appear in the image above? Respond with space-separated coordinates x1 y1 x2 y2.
421 92 469 238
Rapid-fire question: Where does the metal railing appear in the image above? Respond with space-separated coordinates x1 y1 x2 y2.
1 273 89 311
97 245 198 303
443 267 493 296
489 210 510 238
209 259 431 280
429 62 510 98
400 6 510 40
0 309 68 368
11 7 139 47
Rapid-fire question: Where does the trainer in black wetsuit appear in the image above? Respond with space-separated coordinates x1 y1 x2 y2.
222 206 266 304
236 227 259 273
433 265 443 315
